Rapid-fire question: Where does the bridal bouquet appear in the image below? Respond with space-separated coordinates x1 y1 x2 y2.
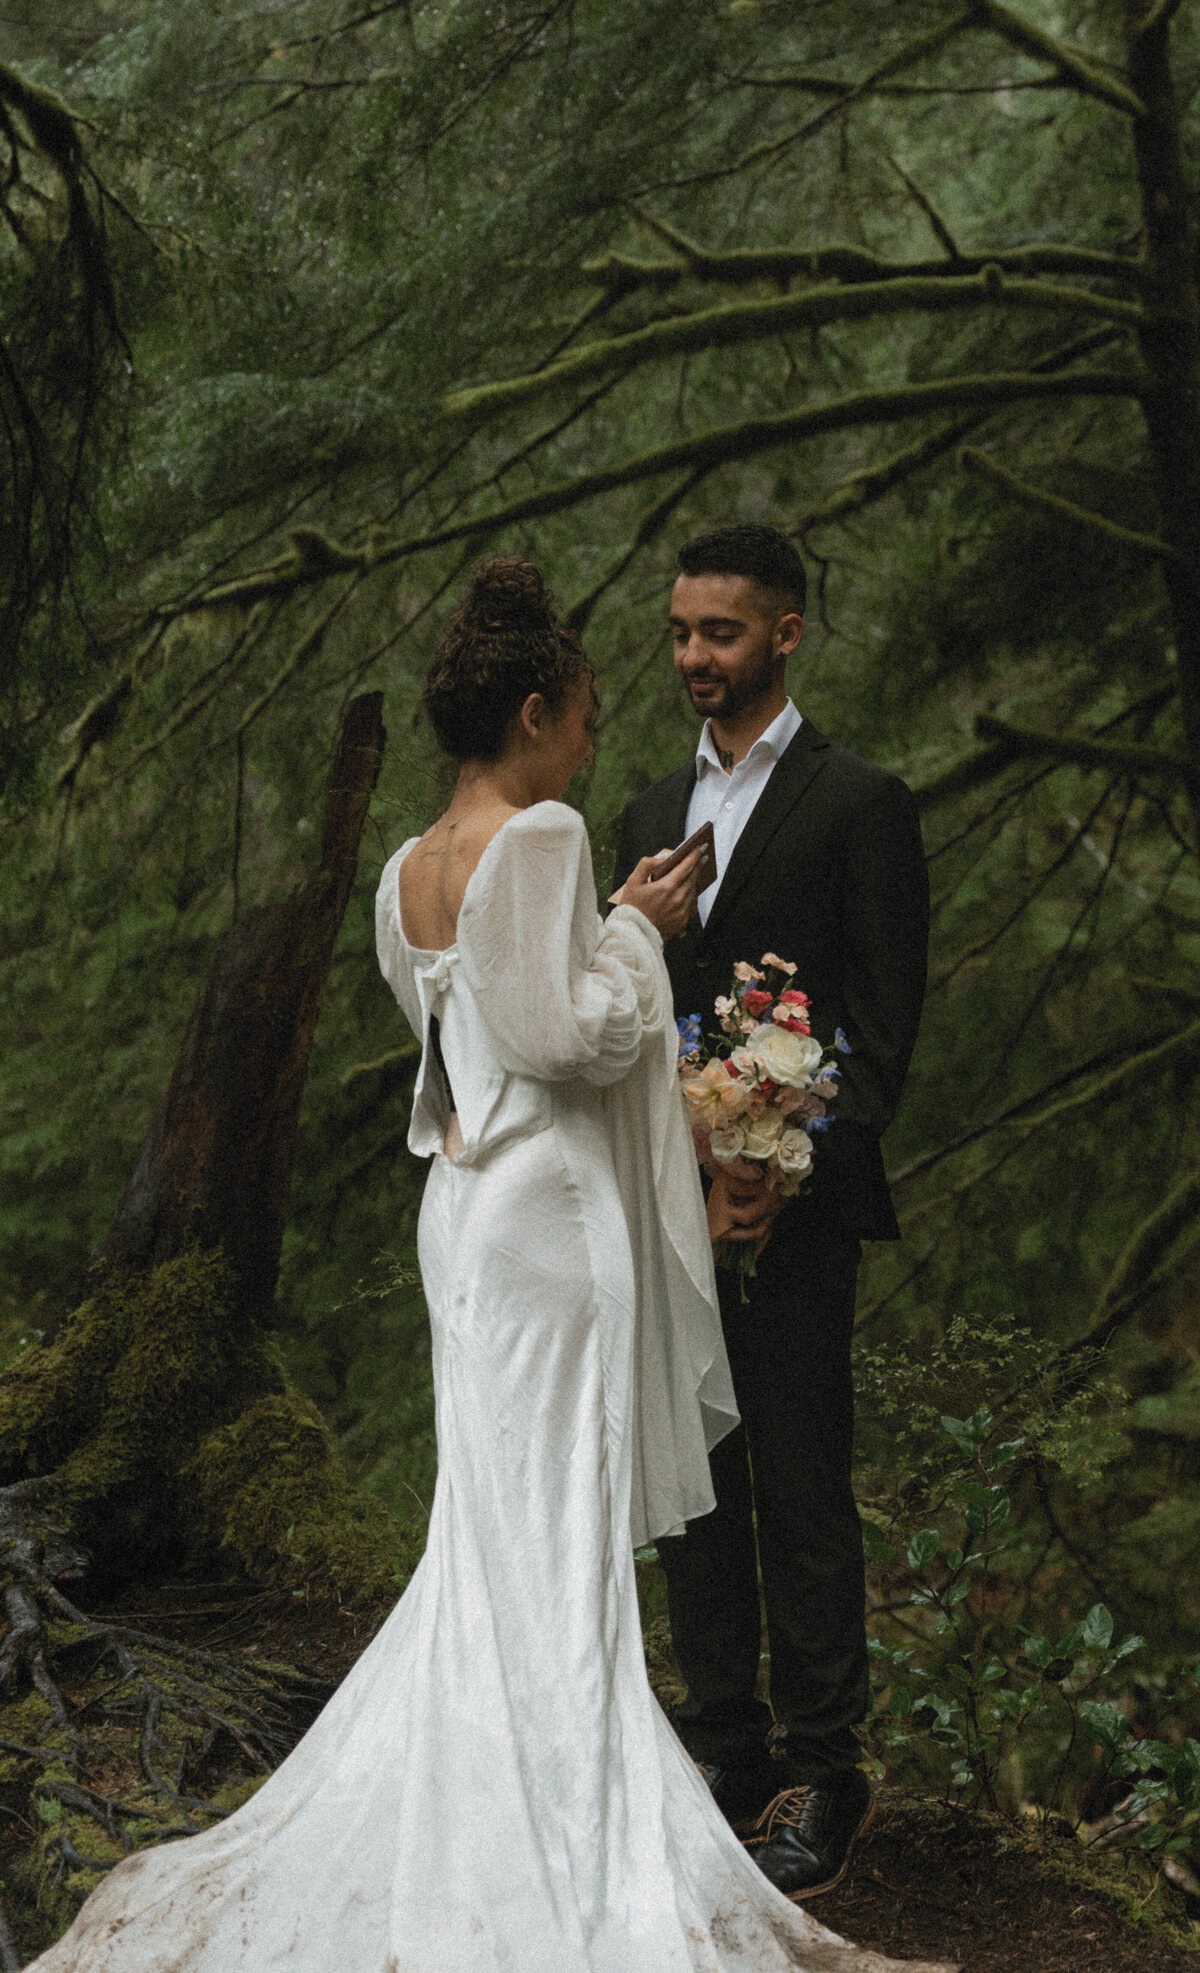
677 953 845 1288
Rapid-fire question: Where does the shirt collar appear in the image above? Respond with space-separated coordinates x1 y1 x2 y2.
695 697 802 776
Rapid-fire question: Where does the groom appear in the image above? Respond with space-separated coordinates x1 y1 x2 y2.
613 523 928 1900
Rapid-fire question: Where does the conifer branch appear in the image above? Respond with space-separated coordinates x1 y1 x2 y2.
968 1 1147 116
446 273 1146 421
972 714 1190 779
959 447 1176 558
163 369 1144 617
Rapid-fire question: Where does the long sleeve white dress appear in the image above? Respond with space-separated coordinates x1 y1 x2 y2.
30 802 950 1973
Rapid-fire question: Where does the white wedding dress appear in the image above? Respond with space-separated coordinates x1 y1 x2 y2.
33 804 949 1973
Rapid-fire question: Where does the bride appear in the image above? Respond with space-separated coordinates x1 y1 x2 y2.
32 560 950 1972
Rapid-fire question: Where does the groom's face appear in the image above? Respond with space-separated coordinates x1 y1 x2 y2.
669 573 800 722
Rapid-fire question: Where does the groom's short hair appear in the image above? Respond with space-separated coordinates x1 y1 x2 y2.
676 523 806 615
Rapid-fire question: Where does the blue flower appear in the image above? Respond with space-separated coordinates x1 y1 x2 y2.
834 1027 852 1055
676 1013 702 1061
808 1114 834 1132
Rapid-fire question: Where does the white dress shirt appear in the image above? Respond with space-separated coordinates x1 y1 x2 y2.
684 698 802 925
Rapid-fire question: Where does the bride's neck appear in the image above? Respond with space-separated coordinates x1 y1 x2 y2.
446 752 542 817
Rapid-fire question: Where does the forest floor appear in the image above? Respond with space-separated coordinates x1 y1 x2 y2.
66 1583 1200 1973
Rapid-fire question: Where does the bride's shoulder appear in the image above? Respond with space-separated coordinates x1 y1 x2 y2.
503 800 587 845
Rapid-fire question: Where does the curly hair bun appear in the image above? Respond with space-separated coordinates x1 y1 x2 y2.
468 556 547 626
423 554 587 763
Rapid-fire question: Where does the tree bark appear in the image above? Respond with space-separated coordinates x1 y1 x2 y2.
96 692 386 1336
1124 1 1200 838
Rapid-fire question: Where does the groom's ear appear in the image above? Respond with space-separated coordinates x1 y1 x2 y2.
777 611 803 659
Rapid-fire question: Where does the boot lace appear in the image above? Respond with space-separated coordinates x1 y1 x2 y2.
744 1785 817 1848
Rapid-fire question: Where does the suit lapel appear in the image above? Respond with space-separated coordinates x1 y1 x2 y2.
664 762 696 848
702 717 832 942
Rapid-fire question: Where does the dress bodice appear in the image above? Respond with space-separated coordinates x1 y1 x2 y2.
375 803 658 1169
375 800 738 1550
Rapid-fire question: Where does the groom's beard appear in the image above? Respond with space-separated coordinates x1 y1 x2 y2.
683 633 777 722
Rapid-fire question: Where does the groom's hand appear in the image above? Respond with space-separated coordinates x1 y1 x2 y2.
708 1159 786 1244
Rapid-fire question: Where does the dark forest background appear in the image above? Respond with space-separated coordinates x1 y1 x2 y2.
2 0 1200 1943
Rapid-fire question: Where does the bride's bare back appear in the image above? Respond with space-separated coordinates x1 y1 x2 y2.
398 800 521 954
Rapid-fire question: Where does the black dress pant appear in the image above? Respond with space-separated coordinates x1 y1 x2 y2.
656 1207 867 1784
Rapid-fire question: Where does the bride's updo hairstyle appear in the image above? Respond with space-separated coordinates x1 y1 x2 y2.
423 556 588 762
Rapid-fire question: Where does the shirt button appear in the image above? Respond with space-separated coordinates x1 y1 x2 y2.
724 800 733 811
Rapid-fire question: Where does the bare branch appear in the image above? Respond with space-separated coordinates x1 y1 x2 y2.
969 1 1147 116
728 8 976 173
973 713 1191 779
958 445 1177 559
445 271 1146 422
887 154 961 259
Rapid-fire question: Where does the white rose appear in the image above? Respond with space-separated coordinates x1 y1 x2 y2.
746 1022 824 1086
709 1123 748 1165
776 1128 814 1178
741 1109 785 1160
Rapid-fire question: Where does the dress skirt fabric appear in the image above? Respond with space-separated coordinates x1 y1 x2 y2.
30 806 950 1973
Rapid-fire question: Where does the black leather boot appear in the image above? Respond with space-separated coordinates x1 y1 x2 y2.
744 1768 874 1898
694 1751 783 1832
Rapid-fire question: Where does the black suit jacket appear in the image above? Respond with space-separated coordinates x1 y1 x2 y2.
613 717 929 1244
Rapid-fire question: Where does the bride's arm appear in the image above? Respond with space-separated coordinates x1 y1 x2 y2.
457 803 679 1086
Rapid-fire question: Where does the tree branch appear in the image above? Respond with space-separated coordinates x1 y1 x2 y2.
890 1019 1200 1187
969 1 1147 116
724 9 977 176
795 416 982 536
973 713 1190 779
159 369 1145 618
913 679 1177 813
445 272 1146 421
1130 0 1186 36
958 445 1177 559
584 232 1147 299
1070 1167 1200 1357
738 68 1070 100
566 470 701 632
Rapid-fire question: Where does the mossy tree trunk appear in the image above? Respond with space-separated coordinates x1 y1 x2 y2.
0 693 414 1960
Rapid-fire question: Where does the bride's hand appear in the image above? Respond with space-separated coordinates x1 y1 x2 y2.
616 848 702 941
